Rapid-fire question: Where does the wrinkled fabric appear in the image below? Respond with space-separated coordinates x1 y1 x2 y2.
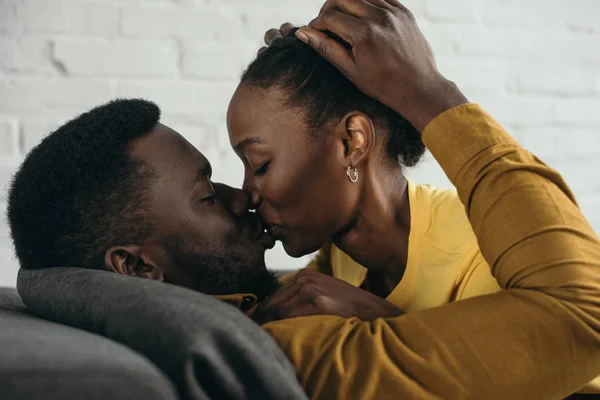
17 268 308 400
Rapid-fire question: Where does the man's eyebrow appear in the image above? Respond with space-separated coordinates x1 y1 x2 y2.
233 137 265 152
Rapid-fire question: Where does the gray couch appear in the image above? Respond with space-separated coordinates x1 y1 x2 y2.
0 268 307 400
3 269 595 400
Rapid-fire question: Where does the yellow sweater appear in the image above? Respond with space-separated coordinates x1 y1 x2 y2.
306 181 502 311
263 104 600 399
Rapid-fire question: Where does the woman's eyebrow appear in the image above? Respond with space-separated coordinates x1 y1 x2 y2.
233 137 265 152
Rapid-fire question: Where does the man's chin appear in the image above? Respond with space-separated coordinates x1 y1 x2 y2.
238 267 281 301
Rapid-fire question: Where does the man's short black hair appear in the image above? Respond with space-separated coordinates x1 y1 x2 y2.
241 32 426 167
7 99 160 270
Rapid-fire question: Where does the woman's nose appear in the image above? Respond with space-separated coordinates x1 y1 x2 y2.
249 190 262 210
242 178 263 210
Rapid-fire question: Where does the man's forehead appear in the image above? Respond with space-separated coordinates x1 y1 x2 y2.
131 123 209 168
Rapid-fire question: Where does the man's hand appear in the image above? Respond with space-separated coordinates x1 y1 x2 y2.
258 22 297 55
252 269 403 325
296 0 468 132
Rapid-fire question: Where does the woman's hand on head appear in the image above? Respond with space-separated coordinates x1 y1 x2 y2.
252 269 404 325
296 0 469 132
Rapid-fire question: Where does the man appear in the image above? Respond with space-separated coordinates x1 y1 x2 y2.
8 2 600 400
7 99 282 312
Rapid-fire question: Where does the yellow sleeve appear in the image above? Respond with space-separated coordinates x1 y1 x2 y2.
278 241 333 285
264 104 600 399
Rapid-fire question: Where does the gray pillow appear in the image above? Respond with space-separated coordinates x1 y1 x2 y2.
17 267 308 400
0 288 178 400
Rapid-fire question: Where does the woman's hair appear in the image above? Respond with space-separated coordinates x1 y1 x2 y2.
241 33 426 167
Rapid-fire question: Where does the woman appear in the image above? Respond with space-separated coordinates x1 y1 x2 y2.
226 32 501 314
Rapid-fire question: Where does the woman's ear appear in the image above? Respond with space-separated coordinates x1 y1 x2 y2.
105 245 164 282
342 112 376 167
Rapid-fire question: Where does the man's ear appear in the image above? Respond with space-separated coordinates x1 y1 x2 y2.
338 112 376 168
104 245 164 282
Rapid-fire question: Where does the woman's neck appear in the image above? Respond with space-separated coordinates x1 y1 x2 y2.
332 166 411 278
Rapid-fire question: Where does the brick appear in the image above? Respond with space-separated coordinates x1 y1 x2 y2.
563 130 600 156
515 127 580 163
399 0 426 17
121 5 239 40
481 0 560 28
116 80 238 116
424 0 478 23
437 57 508 92
508 65 599 96
241 11 288 48
159 117 213 153
21 119 66 153
0 2 17 32
182 41 256 80
0 78 114 113
563 0 600 33
203 145 245 188
477 95 558 126
0 161 20 202
0 117 18 157
554 98 600 125
453 27 566 61
0 218 19 287
550 158 600 195
562 32 600 63
420 25 477 56
215 121 234 154
0 0 598 274
4 0 119 35
0 36 55 75
53 39 178 78
217 0 322 19
0 246 19 287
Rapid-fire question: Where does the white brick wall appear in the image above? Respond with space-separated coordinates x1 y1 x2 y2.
0 0 598 287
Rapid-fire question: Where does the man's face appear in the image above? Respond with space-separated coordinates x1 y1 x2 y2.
128 123 279 300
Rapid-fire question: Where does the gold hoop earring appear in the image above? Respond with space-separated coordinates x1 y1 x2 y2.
346 165 359 183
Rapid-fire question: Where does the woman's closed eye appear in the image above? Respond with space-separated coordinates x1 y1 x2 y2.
254 161 271 176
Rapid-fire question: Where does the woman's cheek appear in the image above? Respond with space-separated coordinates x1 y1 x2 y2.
263 166 306 211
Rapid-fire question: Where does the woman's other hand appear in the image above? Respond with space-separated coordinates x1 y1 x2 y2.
253 269 404 325
296 0 468 132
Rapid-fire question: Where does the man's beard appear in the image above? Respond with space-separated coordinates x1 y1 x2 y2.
160 234 280 301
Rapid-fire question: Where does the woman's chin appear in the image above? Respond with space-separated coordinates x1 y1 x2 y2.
281 238 324 258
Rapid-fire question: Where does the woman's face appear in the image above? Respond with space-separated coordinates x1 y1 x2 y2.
227 84 357 257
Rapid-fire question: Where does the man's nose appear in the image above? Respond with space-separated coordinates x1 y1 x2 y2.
213 182 250 218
